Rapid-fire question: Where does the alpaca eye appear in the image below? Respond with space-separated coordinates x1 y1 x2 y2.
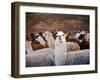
63 34 64 36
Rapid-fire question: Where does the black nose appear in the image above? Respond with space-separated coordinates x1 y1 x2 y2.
59 36 61 40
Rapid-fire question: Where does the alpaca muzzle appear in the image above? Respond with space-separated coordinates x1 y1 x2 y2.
59 36 61 40
59 36 62 43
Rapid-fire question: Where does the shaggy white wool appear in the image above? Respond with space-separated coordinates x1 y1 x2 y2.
55 31 67 66
26 48 54 67
43 31 55 49
36 36 46 47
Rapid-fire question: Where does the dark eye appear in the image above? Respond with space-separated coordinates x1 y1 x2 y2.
63 34 64 36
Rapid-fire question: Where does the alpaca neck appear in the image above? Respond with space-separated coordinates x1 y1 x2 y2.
39 39 46 47
26 41 34 54
46 36 55 49
55 39 67 66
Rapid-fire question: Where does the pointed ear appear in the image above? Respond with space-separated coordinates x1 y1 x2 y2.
65 32 68 37
42 33 45 37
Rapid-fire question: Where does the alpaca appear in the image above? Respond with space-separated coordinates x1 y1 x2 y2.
25 39 53 66
26 31 89 66
26 48 54 67
26 37 55 67
30 33 45 51
31 43 44 51
65 32 81 51
43 31 55 49
78 32 89 50
36 35 47 47
54 31 89 66
84 33 90 41
55 31 67 66
67 42 80 52
26 40 34 54
65 49 89 65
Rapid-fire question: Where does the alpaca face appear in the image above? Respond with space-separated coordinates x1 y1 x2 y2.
56 31 66 43
36 36 43 42
43 31 52 38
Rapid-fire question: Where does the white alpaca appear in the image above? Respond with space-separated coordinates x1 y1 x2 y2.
36 36 46 47
65 49 89 65
55 31 67 66
43 31 55 49
26 38 54 67
26 40 34 54
54 31 89 66
26 48 54 67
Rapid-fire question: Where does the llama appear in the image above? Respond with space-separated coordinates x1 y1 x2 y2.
55 31 67 66
43 31 55 49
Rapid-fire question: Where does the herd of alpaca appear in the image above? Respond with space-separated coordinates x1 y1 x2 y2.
26 31 90 67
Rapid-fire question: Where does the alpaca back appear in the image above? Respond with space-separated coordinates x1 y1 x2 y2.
67 42 80 52
65 49 89 65
47 35 55 49
26 48 54 67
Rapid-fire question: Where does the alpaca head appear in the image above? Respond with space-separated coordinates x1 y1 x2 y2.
36 36 43 42
36 36 46 46
43 31 55 49
43 31 53 40
55 31 66 43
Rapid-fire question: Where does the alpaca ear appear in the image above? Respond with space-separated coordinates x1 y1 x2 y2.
42 33 45 37
65 32 68 37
